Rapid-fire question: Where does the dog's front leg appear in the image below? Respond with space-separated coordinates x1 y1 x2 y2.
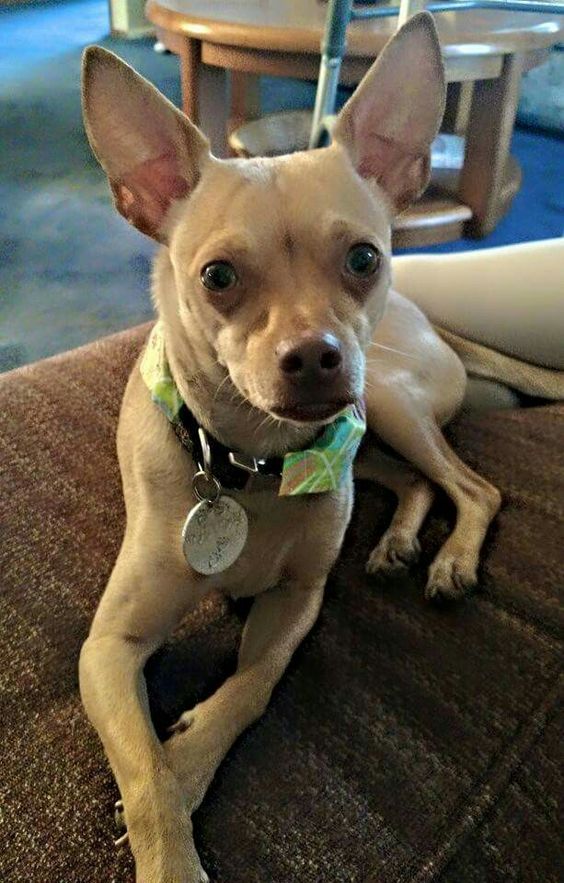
164 579 325 813
79 540 208 883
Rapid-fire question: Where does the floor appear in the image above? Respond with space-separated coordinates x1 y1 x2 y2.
0 0 563 373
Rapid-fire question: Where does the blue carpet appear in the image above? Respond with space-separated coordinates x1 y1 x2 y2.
0 0 562 372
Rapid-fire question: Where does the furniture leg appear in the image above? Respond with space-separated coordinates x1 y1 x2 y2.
178 36 230 156
458 53 523 237
178 37 201 124
229 70 261 140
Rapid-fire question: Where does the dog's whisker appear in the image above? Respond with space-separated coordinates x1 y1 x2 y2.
371 342 415 360
254 413 275 436
212 373 232 403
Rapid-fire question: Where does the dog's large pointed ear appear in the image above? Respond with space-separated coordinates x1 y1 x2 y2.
82 46 210 241
332 12 445 213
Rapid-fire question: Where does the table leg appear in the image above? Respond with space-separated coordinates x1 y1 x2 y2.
442 81 473 136
177 38 229 156
178 38 201 125
458 53 523 238
228 72 261 150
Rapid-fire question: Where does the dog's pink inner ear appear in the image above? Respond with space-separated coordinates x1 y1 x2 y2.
355 135 432 213
333 13 445 214
109 153 191 240
82 48 211 241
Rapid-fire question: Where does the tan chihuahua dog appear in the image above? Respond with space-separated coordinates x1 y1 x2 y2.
80 14 500 882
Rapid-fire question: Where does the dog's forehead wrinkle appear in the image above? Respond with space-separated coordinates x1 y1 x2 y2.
282 228 295 256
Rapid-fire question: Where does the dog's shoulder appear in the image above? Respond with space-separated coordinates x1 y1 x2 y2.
116 347 193 497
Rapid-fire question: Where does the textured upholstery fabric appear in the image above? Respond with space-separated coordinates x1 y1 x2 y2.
0 325 562 883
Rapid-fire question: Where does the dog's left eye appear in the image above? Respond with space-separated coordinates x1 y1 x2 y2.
345 243 381 278
201 261 238 292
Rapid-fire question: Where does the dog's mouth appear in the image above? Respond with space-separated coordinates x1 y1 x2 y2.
270 400 353 424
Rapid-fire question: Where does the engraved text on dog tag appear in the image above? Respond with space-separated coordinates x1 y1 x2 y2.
182 495 248 575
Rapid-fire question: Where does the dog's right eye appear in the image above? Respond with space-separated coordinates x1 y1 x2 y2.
201 261 238 292
345 243 381 278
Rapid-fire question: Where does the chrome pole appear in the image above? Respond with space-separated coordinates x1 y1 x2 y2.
309 0 354 149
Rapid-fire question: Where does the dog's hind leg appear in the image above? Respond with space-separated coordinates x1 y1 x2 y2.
355 445 435 575
364 387 501 601
163 578 325 813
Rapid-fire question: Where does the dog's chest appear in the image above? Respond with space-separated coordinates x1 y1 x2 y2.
200 481 352 598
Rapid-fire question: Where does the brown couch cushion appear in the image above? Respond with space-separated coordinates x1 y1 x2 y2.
0 325 562 883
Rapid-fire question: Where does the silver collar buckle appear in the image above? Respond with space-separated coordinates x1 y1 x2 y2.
228 451 267 475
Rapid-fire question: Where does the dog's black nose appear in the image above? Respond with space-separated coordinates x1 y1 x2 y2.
277 332 343 382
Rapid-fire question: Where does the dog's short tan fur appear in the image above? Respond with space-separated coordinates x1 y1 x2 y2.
80 15 501 882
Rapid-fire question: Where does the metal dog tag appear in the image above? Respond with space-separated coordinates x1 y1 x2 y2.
182 495 248 575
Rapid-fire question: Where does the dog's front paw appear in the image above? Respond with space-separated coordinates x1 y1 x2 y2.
132 833 209 883
135 855 208 883
118 775 207 883
425 554 477 602
366 530 420 576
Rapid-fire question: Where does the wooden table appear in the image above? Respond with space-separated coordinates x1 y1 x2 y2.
145 0 563 246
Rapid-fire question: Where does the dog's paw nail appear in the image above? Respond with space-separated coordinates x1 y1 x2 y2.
167 712 195 736
167 721 184 735
425 556 477 602
366 533 420 576
114 801 127 833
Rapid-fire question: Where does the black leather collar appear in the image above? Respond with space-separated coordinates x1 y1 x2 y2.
172 403 284 491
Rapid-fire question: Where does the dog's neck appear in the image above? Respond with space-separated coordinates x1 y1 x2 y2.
153 251 318 459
